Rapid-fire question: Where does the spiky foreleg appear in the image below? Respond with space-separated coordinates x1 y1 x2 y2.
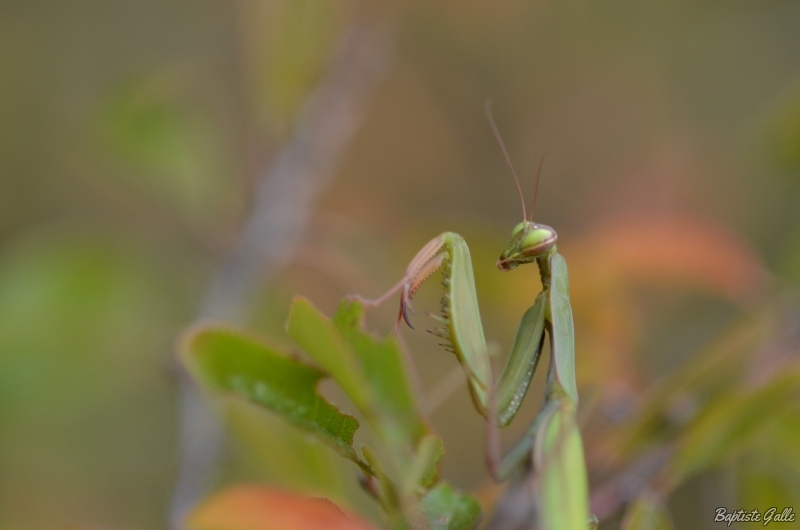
349 234 448 332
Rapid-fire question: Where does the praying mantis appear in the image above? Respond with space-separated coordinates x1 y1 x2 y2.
354 104 595 530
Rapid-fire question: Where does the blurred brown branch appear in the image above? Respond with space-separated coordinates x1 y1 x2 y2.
169 18 392 530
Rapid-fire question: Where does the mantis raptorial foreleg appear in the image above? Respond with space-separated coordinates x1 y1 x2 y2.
353 231 549 427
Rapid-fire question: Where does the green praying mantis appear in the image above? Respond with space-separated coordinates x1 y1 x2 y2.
354 104 595 530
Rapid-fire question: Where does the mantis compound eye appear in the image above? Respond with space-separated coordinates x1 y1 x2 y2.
511 221 526 238
521 225 557 255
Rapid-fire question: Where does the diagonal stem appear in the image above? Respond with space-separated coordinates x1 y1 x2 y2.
169 18 392 530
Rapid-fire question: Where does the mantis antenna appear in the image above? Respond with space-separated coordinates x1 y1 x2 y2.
485 100 527 221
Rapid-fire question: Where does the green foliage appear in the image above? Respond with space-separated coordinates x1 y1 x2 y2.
259 1 345 132
182 327 363 467
181 297 477 529
0 230 181 528
288 298 430 450
417 484 483 530
765 82 800 172
621 493 675 530
620 312 773 454
96 73 232 229
610 300 800 525
667 370 800 487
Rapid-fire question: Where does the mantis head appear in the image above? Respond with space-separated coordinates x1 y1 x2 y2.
497 220 557 271
484 101 555 270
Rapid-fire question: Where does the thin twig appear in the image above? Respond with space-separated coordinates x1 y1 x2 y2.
169 19 392 530
589 447 673 521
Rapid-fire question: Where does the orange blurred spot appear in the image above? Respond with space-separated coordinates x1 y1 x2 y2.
563 213 771 405
186 486 377 530
565 213 770 306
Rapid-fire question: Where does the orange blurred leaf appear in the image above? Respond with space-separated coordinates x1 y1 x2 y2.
186 486 377 530
566 213 769 306
563 212 770 404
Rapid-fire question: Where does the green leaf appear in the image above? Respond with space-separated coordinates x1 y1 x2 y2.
758 412 800 473
621 311 774 454
418 483 482 530
286 297 436 498
287 297 374 417
667 370 800 487
181 326 363 467
97 74 228 225
620 492 675 530
224 399 359 507
362 445 402 519
411 434 445 490
332 299 429 444
765 82 800 172
287 297 429 452
737 455 800 514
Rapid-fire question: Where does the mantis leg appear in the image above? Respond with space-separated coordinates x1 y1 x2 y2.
487 252 591 528
534 399 591 530
536 253 590 528
544 252 579 404
349 236 447 331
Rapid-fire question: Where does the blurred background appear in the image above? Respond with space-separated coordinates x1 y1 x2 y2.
2 1 800 529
